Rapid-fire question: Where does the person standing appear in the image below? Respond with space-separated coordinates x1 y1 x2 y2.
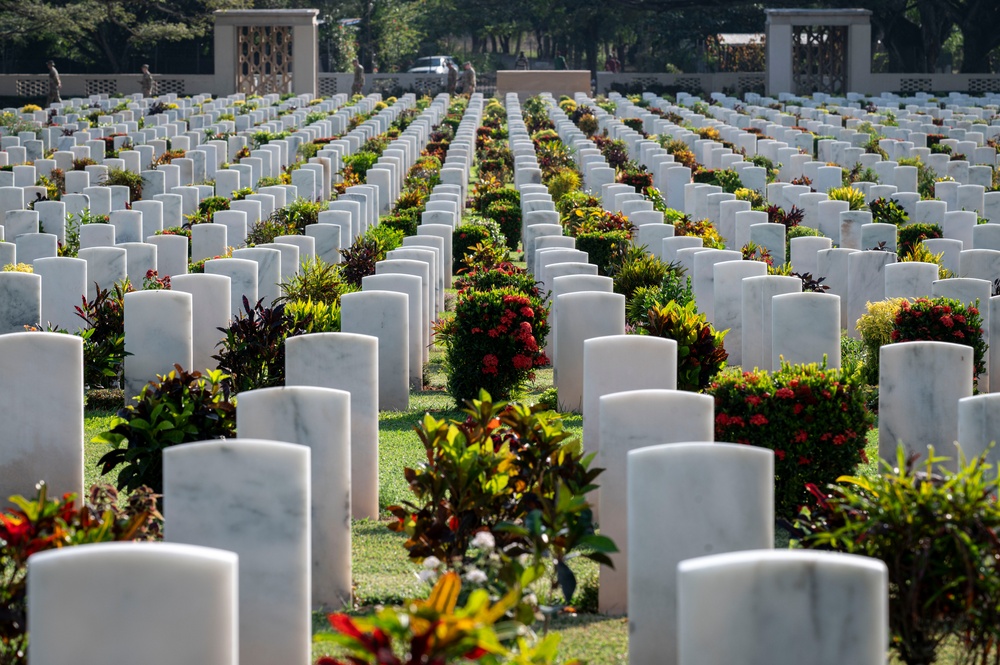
351 58 365 96
461 61 476 97
515 51 529 70
46 60 61 105
554 51 567 70
140 63 155 97
446 60 458 95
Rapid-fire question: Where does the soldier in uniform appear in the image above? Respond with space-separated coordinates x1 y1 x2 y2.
515 51 529 70
446 60 458 95
351 58 365 96
46 60 61 105
461 61 476 97
140 64 155 97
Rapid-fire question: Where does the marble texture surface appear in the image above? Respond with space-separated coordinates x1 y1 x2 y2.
362 273 423 390
232 247 281 307
388 247 441 316
171 274 231 372
341 291 409 411
817 199 850 243
847 250 896 337
191 223 228 263
677 550 888 665
548 274 614 367
944 210 977 248
257 242 300 283
204 258 258 318
306 223 341 265
660 236 705 264
628 443 773 665
923 238 963 275
880 341 973 466
536 248 589 298
123 290 193 400
555 291 625 413
237 387 352 610
28 542 238 665
213 210 248 247
714 259 768 367
78 246 126 302
692 249 742 326
958 393 1000 467
973 224 1000 251
109 210 143 244
789 236 832 280
0 332 83 502
286 333 379 520
838 210 872 250
931 277 991 309
376 258 430 364
734 210 768 249
15 233 57 266
35 256 87 332
523 223 564 271
79 223 115 249
771 292 841 369
133 199 164 239
0 271 41 333
861 223 898 253
741 275 801 371
959 248 1000 283
146 233 189 277
885 262 938 299
118 241 157 287
597 389 715 615
416 223 454 288
748 223 786 266
582 335 677 459
164 439 310 665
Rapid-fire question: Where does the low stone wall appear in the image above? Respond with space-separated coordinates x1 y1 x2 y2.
497 70 593 99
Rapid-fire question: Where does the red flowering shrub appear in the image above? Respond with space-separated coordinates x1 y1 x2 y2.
892 297 987 382
435 286 549 405
707 362 874 518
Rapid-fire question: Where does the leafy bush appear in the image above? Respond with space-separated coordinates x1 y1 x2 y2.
868 197 909 226
101 167 143 202
378 213 418 237
708 362 873 518
454 218 507 273
213 297 313 392
671 215 725 249
856 298 907 386
473 182 520 215
546 167 581 203
785 224 823 260
893 297 987 381
277 256 354 305
1 483 162 665
635 299 727 392
455 262 542 299
74 281 132 389
317 572 582 665
388 393 611 609
485 199 522 251
625 268 694 325
555 190 600 218
436 288 549 404
245 216 291 246
284 298 342 334
339 236 390 288
95 366 236 495
611 247 669 301
898 223 943 256
691 168 742 193
827 186 866 210
575 230 630 276
795 447 1000 665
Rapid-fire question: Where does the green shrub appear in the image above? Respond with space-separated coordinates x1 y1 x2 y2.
387 392 611 609
453 218 507 273
436 288 549 404
555 190 600 218
612 248 669 301
827 186 866 210
576 230 630 276
625 268 694 325
893 297 987 382
708 362 873 518
74 281 131 389
636 299 727 392
284 298 342 333
546 167 581 203
898 223 943 256
95 366 236 495
472 182 519 215
796 447 1000 665
213 297 313 393
484 199 522 251
277 256 354 305
454 262 542 299
785 224 823 259
868 197 909 226
339 236 389 288
101 167 143 202
379 213 418 237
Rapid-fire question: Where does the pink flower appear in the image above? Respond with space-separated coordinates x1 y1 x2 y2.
750 414 768 426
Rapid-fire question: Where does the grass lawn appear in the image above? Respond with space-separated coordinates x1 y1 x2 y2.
82 345 893 663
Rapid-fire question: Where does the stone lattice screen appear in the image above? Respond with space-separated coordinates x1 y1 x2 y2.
237 24 293 95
